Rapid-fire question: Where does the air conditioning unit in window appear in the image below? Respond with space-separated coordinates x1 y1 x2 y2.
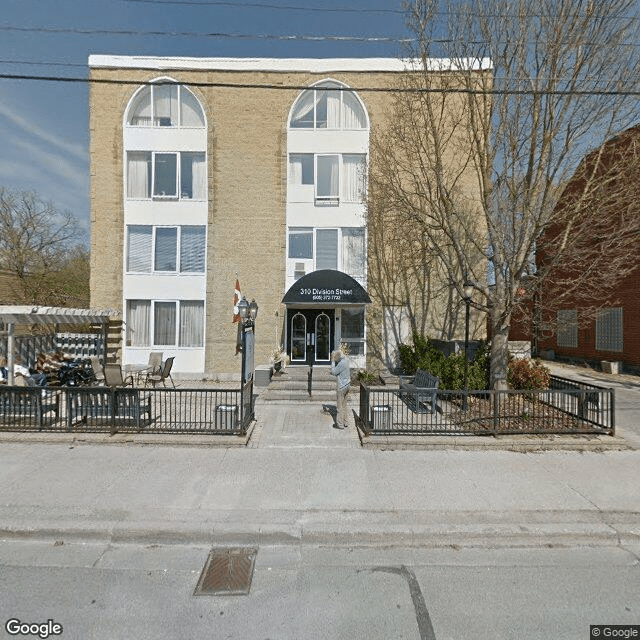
294 263 305 281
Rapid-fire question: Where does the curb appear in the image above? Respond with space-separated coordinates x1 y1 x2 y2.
2 511 639 549
0 422 256 447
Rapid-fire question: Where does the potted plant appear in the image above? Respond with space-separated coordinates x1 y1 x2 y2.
272 346 290 373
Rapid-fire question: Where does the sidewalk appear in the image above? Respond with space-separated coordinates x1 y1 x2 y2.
1 372 640 549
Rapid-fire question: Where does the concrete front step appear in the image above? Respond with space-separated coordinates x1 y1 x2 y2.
261 390 338 402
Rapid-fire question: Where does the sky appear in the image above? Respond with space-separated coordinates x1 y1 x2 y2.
0 0 413 244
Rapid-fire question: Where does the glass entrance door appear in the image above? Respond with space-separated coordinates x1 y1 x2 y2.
315 313 331 362
290 312 307 362
286 309 335 365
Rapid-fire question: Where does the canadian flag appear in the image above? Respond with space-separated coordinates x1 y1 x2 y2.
232 279 242 323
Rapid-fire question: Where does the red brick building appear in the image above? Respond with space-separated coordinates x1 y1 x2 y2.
536 125 640 372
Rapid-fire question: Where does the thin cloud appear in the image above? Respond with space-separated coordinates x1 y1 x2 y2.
10 136 86 190
0 98 86 162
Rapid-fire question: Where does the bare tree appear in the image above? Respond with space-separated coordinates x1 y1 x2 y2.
0 187 88 306
368 0 640 388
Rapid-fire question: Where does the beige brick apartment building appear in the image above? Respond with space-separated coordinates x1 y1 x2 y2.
89 56 484 379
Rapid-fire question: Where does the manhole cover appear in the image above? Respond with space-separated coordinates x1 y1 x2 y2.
193 547 257 596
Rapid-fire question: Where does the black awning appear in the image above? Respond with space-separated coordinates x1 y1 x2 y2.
282 270 371 305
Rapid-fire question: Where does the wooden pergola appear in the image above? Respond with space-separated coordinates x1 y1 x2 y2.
0 306 117 384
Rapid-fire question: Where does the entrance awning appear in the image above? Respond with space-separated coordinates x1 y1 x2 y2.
282 270 371 305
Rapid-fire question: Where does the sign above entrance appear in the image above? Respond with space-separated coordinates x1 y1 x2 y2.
282 270 371 305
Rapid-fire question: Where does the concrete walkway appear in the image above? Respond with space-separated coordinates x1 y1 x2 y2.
0 362 639 549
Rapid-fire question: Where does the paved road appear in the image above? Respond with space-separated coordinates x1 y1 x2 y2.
547 361 640 448
1 540 638 640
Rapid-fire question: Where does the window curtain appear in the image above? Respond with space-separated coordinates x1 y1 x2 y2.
326 90 341 128
127 300 151 347
341 228 365 279
180 87 205 127
154 302 177 346
179 301 204 347
191 153 207 200
153 84 178 126
317 155 339 198
128 87 152 126
342 155 367 202
180 226 206 272
127 152 151 198
290 89 319 128
180 153 206 200
289 156 303 185
127 225 152 272
342 91 366 129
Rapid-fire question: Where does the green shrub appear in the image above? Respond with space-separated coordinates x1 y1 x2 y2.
507 358 550 390
398 332 489 391
357 370 379 385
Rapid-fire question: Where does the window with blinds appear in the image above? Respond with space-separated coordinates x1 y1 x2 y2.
126 225 206 274
596 307 623 352
316 229 338 270
180 226 206 272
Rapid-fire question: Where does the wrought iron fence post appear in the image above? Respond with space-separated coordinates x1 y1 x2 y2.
109 387 117 436
609 388 615 436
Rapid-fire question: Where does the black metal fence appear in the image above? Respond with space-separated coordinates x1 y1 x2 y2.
359 375 614 436
0 380 254 436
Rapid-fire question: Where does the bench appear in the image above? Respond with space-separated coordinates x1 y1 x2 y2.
399 368 439 414
0 387 61 429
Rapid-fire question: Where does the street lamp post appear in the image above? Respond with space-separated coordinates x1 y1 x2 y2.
237 297 259 385
463 282 474 411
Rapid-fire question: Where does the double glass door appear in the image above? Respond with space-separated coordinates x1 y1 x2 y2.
288 309 334 365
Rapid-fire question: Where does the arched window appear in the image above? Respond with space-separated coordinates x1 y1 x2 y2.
127 81 205 128
289 80 367 130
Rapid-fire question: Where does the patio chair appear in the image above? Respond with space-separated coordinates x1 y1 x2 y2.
144 356 175 388
104 364 134 388
89 356 105 385
134 351 163 385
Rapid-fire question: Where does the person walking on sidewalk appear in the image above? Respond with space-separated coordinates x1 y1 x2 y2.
330 349 351 429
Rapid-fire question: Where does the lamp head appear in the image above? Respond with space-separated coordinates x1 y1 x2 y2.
248 299 259 321
237 297 249 319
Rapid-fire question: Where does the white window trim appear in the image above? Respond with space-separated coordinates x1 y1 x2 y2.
287 79 369 131
126 225 206 275
126 299 205 348
125 81 206 129
288 153 367 206
126 151 207 202
286 227 366 279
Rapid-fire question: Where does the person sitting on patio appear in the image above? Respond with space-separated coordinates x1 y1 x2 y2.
14 360 48 387
0 356 7 384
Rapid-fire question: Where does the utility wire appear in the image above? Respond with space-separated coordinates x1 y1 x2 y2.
2 24 640 50
118 0 640 23
2 72 640 96
0 24 411 43
121 0 405 13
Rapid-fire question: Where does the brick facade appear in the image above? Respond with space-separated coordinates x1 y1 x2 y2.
89 57 485 377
